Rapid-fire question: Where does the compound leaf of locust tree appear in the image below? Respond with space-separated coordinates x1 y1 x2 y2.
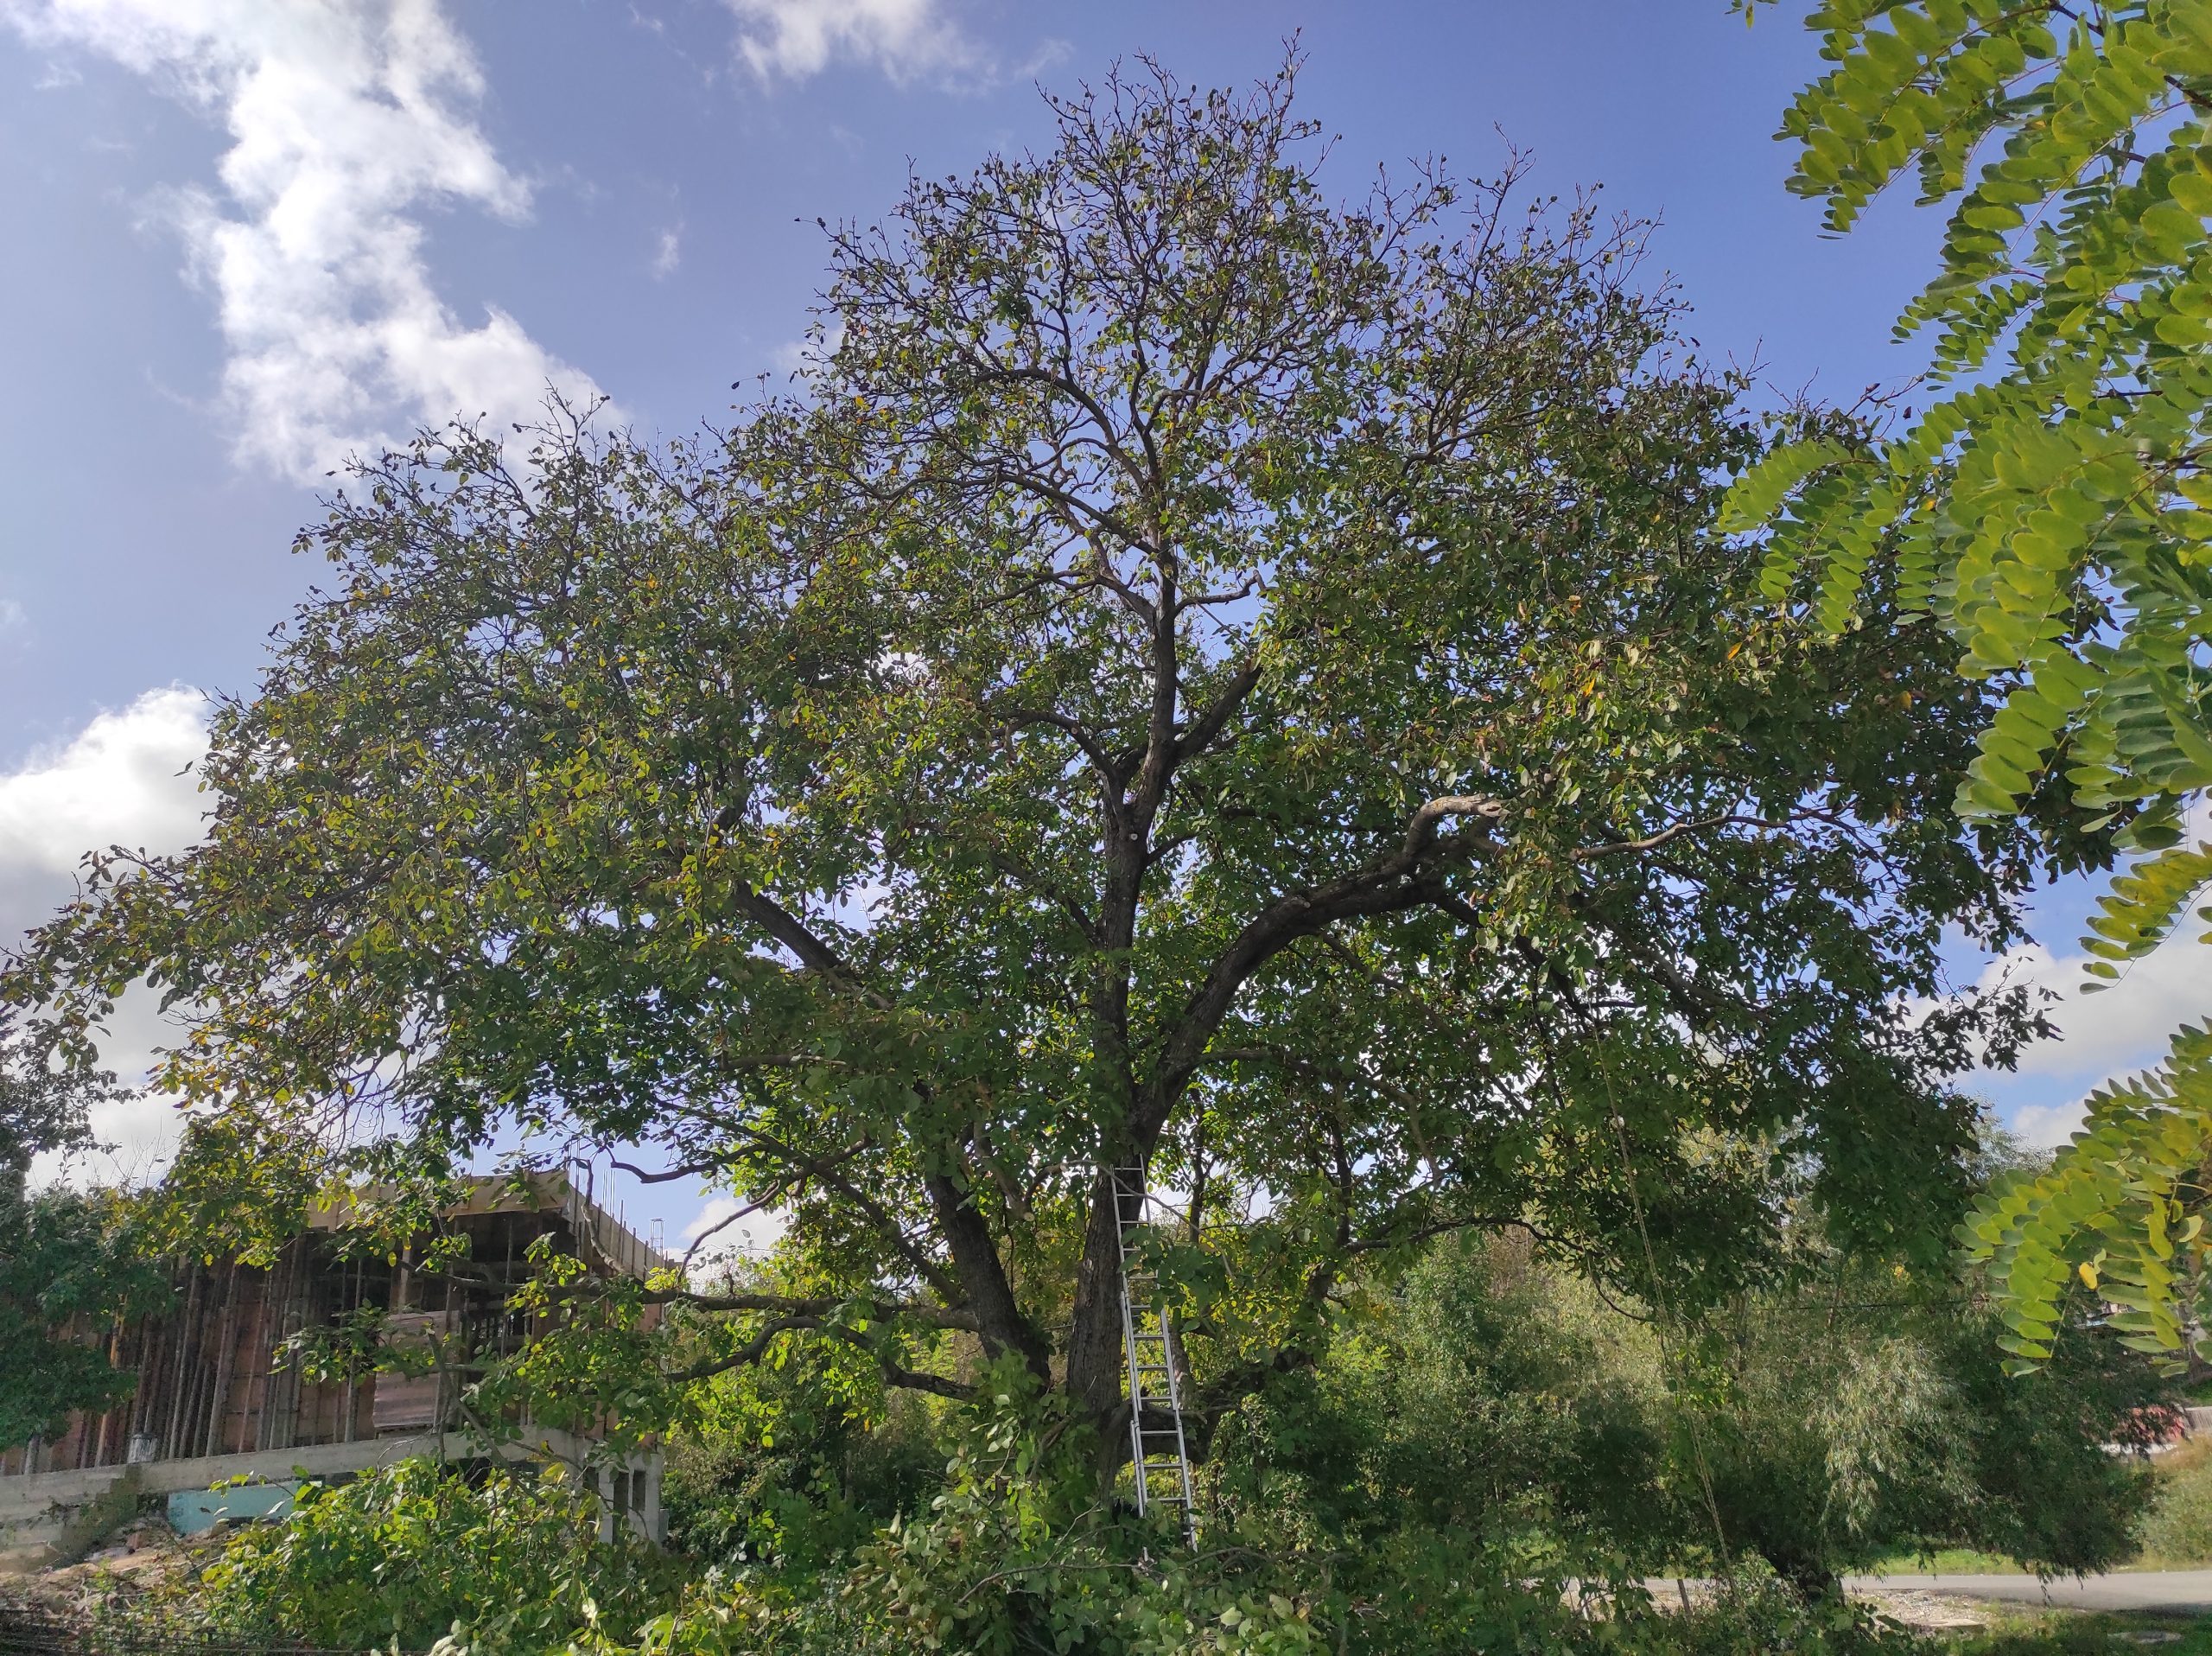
1732 0 2212 1361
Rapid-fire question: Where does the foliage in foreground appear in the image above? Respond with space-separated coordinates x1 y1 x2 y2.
1728 0 2212 1362
124 1215 2169 1654
128 1427 1936 1656
118 1457 683 1654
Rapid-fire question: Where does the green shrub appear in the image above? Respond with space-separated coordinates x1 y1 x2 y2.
1608 1583 1923 1656
1215 1231 1676 1572
1210 1229 2163 1599
660 1331 948 1575
609 1385 1922 1656
124 1455 683 1653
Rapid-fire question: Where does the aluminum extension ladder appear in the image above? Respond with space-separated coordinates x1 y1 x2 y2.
1110 1165 1197 1545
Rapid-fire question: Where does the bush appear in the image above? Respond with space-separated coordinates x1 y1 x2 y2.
1687 1277 2161 1591
613 1385 1922 1656
630 1398 1582 1656
1208 1228 2164 1598
660 1333 949 1575
1215 1231 1676 1571
121 1455 684 1653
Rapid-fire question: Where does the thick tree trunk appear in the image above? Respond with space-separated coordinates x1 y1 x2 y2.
1064 1170 1129 1443
925 1172 1052 1382
1766 1547 1840 1604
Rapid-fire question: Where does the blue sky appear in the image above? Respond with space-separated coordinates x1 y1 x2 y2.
0 0 2199 1248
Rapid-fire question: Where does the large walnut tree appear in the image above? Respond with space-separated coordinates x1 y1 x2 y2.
9 63 2053 1465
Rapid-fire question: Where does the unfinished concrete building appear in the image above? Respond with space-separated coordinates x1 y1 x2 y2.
1 1171 668 1570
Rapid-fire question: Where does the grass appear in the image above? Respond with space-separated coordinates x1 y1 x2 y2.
1942 1609 2212 1653
1863 1549 2037 1577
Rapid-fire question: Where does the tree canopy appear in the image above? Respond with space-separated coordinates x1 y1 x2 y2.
7 61 2050 1462
1727 0 2212 1365
0 1014 163 1446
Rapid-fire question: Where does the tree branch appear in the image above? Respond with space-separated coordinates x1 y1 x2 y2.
1168 655 1263 769
980 699 1124 787
654 1288 978 1330
871 1358 976 1402
666 1315 815 1385
736 1127 963 1303
1138 795 1504 1138
1403 794 1507 860
730 880 893 1010
1569 812 1781 862
925 1169 1053 1379
607 1157 727 1186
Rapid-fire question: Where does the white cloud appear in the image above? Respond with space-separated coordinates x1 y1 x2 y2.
682 1194 789 1264
1968 925 2212 1148
2010 1096 2092 1150
721 0 985 84
0 686 207 906
652 223 682 279
1991 935 2211 1081
3 0 609 481
0 598 26 640
0 688 210 1182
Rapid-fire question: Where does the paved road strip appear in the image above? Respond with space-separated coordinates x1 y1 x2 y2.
1844 1571 2212 1615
